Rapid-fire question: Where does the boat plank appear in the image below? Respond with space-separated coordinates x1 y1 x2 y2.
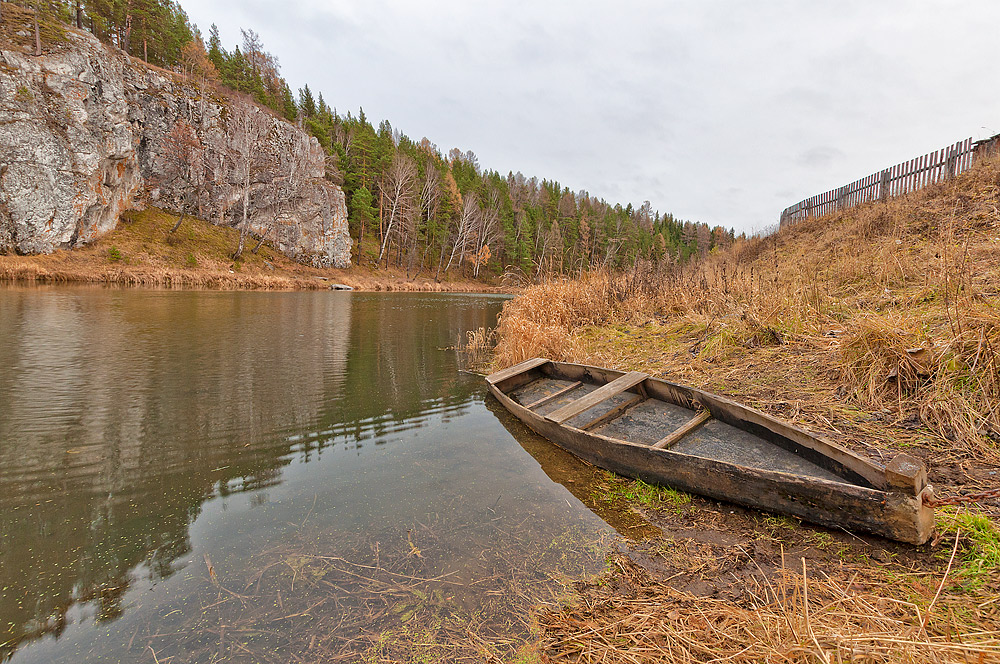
524 381 583 410
545 371 648 424
651 409 711 449
593 399 695 446
485 358 549 385
579 394 643 431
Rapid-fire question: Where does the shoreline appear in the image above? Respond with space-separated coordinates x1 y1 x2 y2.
0 208 515 294
0 259 514 293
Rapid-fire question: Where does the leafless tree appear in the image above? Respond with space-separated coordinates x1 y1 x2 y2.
180 37 219 124
33 2 41 56
536 219 564 278
411 160 440 277
377 153 417 265
333 124 354 154
227 98 271 260
240 29 283 95
253 131 309 254
445 192 479 273
471 187 502 278
154 119 204 233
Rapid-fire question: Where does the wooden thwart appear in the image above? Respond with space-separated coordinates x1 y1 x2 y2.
580 394 643 431
485 358 548 385
545 371 648 424
651 409 711 449
524 381 583 410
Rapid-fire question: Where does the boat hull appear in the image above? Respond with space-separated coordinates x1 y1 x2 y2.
488 360 934 544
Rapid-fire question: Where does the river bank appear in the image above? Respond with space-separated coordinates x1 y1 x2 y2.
0 208 512 293
493 157 1000 661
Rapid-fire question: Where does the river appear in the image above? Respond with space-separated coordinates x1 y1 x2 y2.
0 287 623 662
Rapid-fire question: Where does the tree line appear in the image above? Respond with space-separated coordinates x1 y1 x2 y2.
9 0 737 279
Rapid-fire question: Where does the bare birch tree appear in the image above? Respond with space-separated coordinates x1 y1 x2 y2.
471 187 502 278
377 153 417 265
227 98 271 260
154 119 204 233
33 2 41 56
411 159 440 277
445 192 479 273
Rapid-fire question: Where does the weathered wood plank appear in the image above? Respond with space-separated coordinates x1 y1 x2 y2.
524 381 582 410
485 357 548 385
546 371 648 424
579 393 643 431
651 409 712 449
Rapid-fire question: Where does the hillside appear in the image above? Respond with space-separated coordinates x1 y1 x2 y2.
0 208 505 291
494 153 1000 661
0 1 727 283
0 5 353 268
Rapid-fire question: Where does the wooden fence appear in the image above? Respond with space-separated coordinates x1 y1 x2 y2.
779 137 976 227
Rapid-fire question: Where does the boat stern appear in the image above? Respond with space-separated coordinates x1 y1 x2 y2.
884 453 935 545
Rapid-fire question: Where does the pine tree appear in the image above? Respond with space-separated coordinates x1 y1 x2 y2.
298 84 316 118
207 22 224 70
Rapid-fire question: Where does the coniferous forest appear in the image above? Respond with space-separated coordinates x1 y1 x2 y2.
12 0 737 279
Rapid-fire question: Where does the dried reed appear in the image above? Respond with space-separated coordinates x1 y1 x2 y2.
536 552 1000 664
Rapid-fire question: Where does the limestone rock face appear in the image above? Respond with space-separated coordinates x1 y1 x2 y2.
0 29 352 267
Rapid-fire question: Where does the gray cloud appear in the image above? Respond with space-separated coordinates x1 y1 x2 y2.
186 0 1000 232
796 146 845 170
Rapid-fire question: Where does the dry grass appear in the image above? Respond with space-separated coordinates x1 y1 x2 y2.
0 2 70 55
493 268 665 367
536 549 1000 664
494 154 1000 461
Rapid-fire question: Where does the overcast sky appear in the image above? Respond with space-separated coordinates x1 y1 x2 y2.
186 0 1000 233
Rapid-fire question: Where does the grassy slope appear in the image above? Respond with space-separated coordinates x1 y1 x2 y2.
0 209 507 291
494 157 1000 662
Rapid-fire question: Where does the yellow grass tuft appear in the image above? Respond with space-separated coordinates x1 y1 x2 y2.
536 553 1000 664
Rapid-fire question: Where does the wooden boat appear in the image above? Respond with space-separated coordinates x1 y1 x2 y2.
486 358 935 544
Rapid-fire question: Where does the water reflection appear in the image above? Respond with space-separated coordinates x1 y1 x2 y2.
0 289 519 661
483 396 662 539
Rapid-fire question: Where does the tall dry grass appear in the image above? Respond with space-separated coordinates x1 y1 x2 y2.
536 552 1000 664
493 265 669 366
494 154 1000 458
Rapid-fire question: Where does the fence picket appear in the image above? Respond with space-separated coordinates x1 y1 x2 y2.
778 135 991 227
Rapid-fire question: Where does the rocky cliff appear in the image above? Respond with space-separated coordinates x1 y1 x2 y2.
0 24 352 267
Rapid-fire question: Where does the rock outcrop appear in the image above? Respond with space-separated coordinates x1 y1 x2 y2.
0 27 352 267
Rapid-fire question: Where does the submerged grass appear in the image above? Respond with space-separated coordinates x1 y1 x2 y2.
136 517 610 663
592 471 691 513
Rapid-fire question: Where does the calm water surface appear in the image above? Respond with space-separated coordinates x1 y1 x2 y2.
0 287 619 662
